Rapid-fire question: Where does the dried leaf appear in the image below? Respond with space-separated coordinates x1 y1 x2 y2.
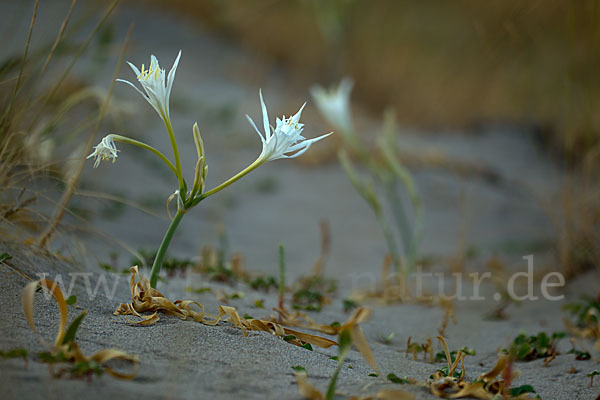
114 266 337 349
22 278 138 379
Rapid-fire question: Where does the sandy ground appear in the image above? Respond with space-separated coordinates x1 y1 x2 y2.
1 242 598 400
1 1 600 399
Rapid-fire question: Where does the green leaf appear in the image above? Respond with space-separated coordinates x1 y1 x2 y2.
587 370 600 378
283 335 297 342
329 356 339 361
517 342 531 360
301 343 314 351
0 252 12 263
368 373 379 377
387 373 409 384
459 346 476 356
186 286 211 294
510 385 537 395
61 310 87 345
292 365 307 373
342 298 359 312
338 330 352 351
0 348 28 359
66 295 77 306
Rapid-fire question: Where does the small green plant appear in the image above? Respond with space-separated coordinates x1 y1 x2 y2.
563 295 600 348
509 385 539 397
563 295 600 326
291 275 337 312
567 348 591 360
406 337 433 362
87 52 332 288
292 365 307 373
0 348 28 365
587 370 600 387
379 332 395 345
434 346 476 363
0 252 12 263
342 298 358 312
24 278 137 379
247 275 278 291
185 286 211 294
386 373 410 384
504 331 565 362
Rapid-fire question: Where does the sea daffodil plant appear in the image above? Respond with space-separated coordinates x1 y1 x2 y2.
89 51 332 287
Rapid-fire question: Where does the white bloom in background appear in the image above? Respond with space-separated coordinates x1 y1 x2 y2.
117 50 182 122
310 78 353 134
87 135 118 168
246 90 332 163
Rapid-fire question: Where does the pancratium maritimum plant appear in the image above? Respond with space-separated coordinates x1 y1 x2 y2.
89 51 332 287
311 78 422 281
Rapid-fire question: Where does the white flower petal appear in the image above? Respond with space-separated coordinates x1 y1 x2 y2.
248 91 332 163
246 114 265 143
259 89 271 141
87 135 119 168
126 61 141 77
119 52 181 124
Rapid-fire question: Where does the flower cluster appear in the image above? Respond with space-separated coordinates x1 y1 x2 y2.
87 50 334 288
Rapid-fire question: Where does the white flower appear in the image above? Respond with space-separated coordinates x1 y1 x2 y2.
246 90 332 163
87 135 118 168
310 78 353 134
117 50 181 122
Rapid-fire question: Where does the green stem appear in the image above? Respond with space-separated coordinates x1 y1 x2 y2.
109 134 178 177
163 116 186 194
374 207 402 274
326 331 352 400
192 157 263 205
149 209 185 288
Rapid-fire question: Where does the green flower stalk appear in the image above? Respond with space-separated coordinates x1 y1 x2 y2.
88 51 332 288
312 79 423 278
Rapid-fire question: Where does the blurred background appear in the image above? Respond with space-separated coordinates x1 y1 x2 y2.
1 0 599 286
162 0 600 161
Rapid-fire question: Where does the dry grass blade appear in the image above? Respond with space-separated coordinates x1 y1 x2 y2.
22 278 138 379
36 2 126 248
6 0 38 118
311 219 331 276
